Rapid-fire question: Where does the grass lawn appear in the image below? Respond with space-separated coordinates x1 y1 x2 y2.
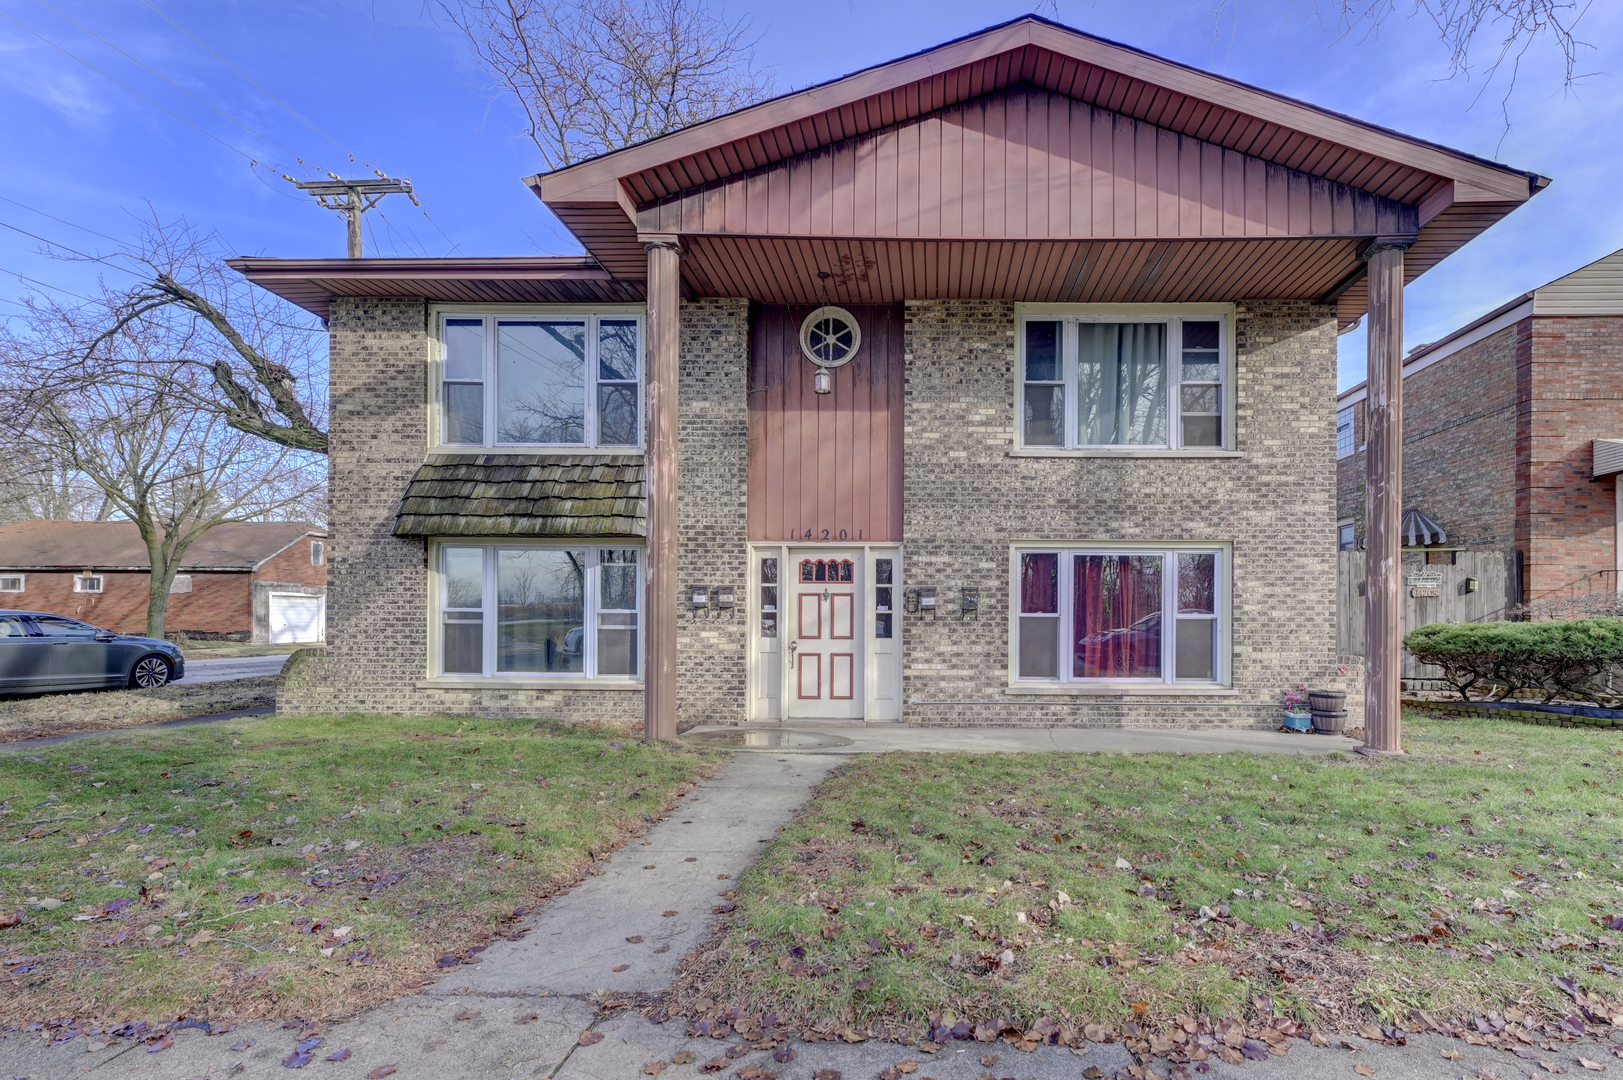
0 715 723 1026
0 677 277 744
671 711 1623 1059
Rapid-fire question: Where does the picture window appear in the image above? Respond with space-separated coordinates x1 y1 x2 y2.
1015 547 1223 684
438 314 642 449
438 544 641 679
1019 315 1228 450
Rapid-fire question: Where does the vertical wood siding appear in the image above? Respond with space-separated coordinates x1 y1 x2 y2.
641 86 1415 242
748 304 904 542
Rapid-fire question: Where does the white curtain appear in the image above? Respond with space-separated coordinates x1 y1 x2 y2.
1076 323 1167 445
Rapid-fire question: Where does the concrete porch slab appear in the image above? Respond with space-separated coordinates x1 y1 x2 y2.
683 723 1351 756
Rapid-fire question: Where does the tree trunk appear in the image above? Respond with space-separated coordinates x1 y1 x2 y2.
144 537 187 640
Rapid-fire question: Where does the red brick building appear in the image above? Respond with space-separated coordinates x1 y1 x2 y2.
1336 248 1623 611
0 521 328 641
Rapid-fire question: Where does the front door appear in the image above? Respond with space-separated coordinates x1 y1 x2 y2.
787 550 863 719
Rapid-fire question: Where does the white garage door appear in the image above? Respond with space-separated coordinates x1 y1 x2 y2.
269 593 325 644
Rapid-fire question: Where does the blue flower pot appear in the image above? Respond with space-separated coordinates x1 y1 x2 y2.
1283 710 1313 733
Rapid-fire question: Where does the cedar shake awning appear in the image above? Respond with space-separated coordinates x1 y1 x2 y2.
393 455 645 538
1401 508 1448 547
532 15 1547 329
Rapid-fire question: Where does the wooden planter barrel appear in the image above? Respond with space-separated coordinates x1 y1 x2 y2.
1308 689 1346 713
1311 709 1348 735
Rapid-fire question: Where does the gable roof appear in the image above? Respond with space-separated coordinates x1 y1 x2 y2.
532 15 1546 326
0 521 326 572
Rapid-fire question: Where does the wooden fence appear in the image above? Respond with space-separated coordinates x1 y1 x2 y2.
1337 551 1513 679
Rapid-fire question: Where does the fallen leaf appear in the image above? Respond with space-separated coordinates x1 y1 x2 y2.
662 910 679 917
1580 1059 1607 1072
1441 1049 1463 1061
626 935 644 943
326 1049 352 1062
148 1035 174 1054
813 1072 842 1080
774 1045 796 1064
672 1050 696 1064
645 1062 668 1075
578 1031 605 1046
367 1067 398 1079
515 1014 539 1024
1355 1067 1375 1077
455 1008 481 1020
701 1056 729 1072
981 1055 999 1067
614 964 631 972
283 1050 314 1068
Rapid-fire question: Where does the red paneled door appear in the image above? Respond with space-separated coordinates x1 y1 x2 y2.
787 550 863 720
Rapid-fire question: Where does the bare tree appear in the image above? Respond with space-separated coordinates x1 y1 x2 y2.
0 448 111 524
1317 0 1597 130
2 317 325 639
31 216 328 455
441 0 773 170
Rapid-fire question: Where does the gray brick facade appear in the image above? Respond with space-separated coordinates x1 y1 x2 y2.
281 297 750 723
899 299 1359 728
289 295 1356 731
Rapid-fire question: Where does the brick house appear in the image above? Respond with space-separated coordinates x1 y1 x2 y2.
0 520 328 642
1336 248 1623 609
234 17 1544 731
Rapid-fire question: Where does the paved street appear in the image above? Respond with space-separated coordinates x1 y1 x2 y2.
171 653 290 685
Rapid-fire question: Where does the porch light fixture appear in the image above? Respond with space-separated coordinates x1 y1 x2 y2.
1464 576 1479 594
800 306 860 397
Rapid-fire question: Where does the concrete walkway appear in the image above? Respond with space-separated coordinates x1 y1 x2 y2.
685 722 1350 756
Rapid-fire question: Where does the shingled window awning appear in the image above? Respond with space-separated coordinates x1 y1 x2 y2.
394 455 645 538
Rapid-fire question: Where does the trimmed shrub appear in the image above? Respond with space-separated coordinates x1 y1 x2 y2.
1404 618 1623 704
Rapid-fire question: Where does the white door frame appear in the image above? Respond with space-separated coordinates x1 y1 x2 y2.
747 542 902 722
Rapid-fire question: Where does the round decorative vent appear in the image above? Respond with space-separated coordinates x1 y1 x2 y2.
799 306 862 368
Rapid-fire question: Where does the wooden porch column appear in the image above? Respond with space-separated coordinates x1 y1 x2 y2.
643 236 681 741
1362 237 1415 755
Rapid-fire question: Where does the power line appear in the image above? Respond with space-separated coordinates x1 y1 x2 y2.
0 218 142 278
0 266 98 302
0 193 125 245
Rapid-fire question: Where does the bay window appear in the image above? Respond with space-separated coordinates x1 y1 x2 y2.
438 313 642 449
1019 313 1229 451
437 543 642 680
1014 545 1225 684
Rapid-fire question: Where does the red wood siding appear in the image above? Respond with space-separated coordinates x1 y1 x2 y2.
639 86 1415 242
748 304 904 542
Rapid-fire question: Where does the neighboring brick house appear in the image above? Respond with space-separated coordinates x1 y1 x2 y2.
0 521 328 642
1336 248 1623 608
234 16 1544 730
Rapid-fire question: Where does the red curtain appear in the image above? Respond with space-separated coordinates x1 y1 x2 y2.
1074 555 1162 678
1020 553 1058 613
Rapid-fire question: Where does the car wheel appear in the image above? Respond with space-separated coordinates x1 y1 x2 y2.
129 655 173 690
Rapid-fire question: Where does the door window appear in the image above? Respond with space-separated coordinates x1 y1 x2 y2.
30 616 101 639
0 615 32 637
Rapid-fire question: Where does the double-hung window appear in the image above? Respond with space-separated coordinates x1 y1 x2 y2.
1014 545 1225 684
1019 313 1229 450
438 543 641 680
438 313 642 449
1336 406 1356 458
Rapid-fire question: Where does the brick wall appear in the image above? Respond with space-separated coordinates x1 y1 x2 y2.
281 297 751 723
1520 316 1623 599
1336 323 1520 552
1335 315 1622 601
899 299 1355 728
252 537 329 589
4 569 254 638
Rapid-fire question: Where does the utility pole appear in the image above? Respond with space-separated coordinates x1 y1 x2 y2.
293 177 416 258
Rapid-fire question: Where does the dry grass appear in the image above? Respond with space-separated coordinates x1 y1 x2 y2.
670 711 1623 1056
0 677 277 744
0 714 726 1027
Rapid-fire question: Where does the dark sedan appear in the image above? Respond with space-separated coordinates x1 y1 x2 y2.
0 611 185 695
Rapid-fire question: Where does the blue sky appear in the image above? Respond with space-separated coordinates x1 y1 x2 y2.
1 0 1618 390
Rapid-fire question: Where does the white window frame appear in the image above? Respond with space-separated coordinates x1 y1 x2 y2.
431 307 646 451
429 540 644 683
1336 406 1356 459
0 574 23 593
73 574 104 594
1014 304 1236 455
311 541 325 567
1338 519 1356 551
1008 541 1231 689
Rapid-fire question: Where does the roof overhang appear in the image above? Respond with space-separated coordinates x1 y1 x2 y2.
227 257 646 321
529 15 1546 327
